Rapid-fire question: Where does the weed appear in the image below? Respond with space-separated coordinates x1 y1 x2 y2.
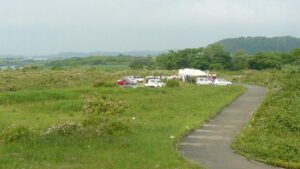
0 124 31 143
166 80 180 88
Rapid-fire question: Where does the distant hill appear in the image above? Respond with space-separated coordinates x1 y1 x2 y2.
214 36 300 54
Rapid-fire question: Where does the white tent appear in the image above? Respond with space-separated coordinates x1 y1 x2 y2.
179 68 207 76
178 68 208 81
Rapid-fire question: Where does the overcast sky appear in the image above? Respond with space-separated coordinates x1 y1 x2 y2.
0 0 300 55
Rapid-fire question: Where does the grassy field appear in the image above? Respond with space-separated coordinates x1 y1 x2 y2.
0 69 244 169
228 70 300 169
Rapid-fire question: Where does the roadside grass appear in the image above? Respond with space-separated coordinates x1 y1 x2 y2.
0 70 244 169
230 70 300 169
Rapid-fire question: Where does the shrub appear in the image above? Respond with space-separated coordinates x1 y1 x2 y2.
0 125 31 143
51 65 64 70
82 96 128 117
93 80 105 87
28 66 39 70
166 80 180 88
95 118 132 135
42 122 80 136
92 80 113 88
4 84 21 92
81 96 131 135
22 66 39 70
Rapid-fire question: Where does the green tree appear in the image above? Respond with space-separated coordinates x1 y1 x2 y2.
204 44 232 70
129 57 155 70
249 52 282 70
232 50 249 70
290 48 300 65
129 57 145 69
156 45 231 70
146 57 156 70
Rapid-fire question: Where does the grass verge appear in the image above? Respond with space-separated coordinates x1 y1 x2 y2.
231 70 300 169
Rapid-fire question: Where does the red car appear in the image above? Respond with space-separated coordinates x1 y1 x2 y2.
116 79 126 85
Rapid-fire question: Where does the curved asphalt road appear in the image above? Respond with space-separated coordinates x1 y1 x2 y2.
178 84 283 169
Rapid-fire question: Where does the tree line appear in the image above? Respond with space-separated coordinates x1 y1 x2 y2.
130 44 300 71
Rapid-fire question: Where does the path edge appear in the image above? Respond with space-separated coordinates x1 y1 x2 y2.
174 84 248 168
230 85 285 169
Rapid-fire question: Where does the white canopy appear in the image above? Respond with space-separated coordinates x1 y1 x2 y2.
178 68 207 77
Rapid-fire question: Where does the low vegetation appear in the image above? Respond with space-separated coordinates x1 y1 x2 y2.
2 43 299 168
0 69 244 169
46 55 135 70
229 70 300 169
166 80 180 88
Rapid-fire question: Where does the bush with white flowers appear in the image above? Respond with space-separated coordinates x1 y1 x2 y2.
81 96 132 135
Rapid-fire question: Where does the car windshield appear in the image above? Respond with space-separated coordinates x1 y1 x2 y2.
149 79 160 83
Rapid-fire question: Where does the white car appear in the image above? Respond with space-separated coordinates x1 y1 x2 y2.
121 77 136 83
145 79 165 88
126 76 144 83
196 78 213 85
213 78 232 86
133 76 144 83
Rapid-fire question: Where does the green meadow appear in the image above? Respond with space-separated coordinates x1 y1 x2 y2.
0 69 244 169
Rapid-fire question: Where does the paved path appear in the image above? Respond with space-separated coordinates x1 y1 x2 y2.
178 84 283 169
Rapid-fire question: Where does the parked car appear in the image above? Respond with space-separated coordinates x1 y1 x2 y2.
116 79 127 86
116 78 138 88
133 76 144 83
196 78 213 85
122 76 136 83
213 78 232 86
122 82 138 88
145 76 156 80
124 76 144 83
145 78 165 88
116 77 136 85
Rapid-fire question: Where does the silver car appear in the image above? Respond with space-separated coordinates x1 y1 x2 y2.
213 78 232 86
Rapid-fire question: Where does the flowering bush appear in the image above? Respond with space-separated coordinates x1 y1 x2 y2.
82 96 128 117
42 122 80 136
81 96 131 135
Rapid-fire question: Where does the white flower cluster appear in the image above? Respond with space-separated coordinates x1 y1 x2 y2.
42 122 79 136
